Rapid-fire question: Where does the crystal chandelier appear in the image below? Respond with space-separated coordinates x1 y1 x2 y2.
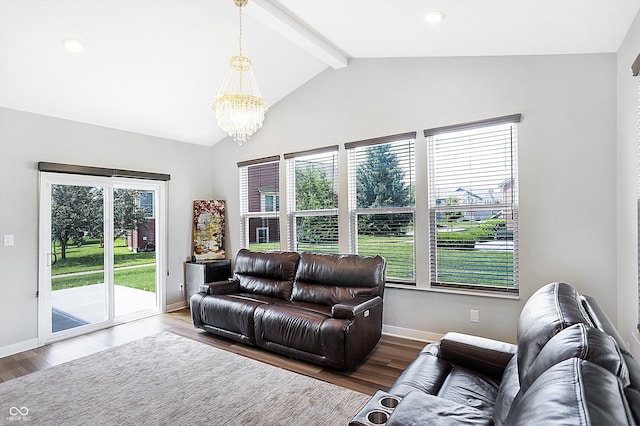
212 0 268 145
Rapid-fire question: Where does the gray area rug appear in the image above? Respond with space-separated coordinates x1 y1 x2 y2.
0 332 369 425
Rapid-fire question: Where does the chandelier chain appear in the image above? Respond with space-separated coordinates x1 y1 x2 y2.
238 2 243 58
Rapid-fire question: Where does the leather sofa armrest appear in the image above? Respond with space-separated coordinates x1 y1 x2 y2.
200 278 239 295
332 296 382 319
439 332 517 380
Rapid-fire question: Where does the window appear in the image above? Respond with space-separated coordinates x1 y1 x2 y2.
285 146 339 253
138 191 154 218
425 114 521 292
261 193 279 212
238 156 280 251
346 133 416 283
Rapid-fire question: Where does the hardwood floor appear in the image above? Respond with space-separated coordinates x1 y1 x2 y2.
0 309 427 395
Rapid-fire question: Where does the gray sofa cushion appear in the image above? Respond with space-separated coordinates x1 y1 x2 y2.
516 282 591 382
506 358 634 426
520 323 629 392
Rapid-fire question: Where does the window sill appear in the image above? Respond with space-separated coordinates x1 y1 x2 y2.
384 282 520 300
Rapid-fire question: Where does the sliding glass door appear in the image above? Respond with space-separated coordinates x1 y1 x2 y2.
39 173 165 343
112 186 158 319
48 181 108 333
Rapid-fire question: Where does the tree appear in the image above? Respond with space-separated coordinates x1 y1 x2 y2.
51 185 102 259
113 189 149 240
357 144 409 209
356 144 411 235
296 164 337 210
295 164 337 245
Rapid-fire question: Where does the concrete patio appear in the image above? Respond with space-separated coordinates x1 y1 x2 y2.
52 284 157 325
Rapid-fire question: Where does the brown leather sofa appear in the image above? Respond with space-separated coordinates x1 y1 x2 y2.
190 249 386 370
350 282 640 425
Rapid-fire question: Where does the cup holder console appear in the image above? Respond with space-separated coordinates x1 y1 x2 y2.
349 391 403 426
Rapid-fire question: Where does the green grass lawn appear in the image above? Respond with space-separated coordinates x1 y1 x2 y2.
52 265 156 292
250 236 416 280
357 235 414 280
51 237 155 275
436 248 514 287
51 237 156 292
244 233 514 287
248 242 282 251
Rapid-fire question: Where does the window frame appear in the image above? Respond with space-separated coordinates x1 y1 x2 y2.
285 146 339 254
238 156 281 250
346 132 417 284
424 114 521 293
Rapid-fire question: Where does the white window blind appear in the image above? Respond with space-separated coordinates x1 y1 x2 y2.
285 146 339 254
346 132 416 283
425 114 520 291
238 156 280 250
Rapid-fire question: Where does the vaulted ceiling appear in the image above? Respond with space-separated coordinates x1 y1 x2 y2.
1 0 638 146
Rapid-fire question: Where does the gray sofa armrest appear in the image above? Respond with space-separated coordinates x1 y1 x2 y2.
200 278 239 295
439 332 517 380
332 296 382 319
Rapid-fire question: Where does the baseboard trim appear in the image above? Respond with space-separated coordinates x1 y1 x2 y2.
0 338 39 358
165 301 187 313
382 325 442 343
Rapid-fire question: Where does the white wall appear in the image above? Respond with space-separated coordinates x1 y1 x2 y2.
210 54 617 343
0 108 215 353
617 11 640 351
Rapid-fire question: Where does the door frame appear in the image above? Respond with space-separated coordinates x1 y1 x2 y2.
38 172 167 345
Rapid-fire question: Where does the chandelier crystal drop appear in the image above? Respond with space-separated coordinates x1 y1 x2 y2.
212 0 268 145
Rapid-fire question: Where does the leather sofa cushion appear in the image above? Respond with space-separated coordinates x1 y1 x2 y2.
255 304 341 358
492 355 519 426
291 252 385 306
517 282 591 382
520 323 630 392
387 391 493 426
199 294 272 343
436 367 499 417
389 351 499 418
234 249 299 300
389 349 452 397
625 387 640 425
506 358 634 425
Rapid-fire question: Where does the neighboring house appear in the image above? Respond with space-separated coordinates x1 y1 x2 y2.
127 191 156 252
435 187 504 221
247 162 280 245
127 219 155 252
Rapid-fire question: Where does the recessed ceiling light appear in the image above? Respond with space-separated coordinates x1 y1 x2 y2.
425 10 445 24
62 37 85 53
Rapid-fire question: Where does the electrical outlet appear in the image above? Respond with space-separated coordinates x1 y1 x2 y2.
470 309 479 323
3 235 14 247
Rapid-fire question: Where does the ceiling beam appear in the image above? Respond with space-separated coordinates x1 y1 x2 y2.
246 0 349 69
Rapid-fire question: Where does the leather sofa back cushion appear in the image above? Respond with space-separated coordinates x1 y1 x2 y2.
506 358 634 426
519 323 630 392
516 282 591 381
291 252 386 306
234 249 299 300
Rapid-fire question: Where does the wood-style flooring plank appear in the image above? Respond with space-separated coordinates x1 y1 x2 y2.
0 309 427 395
